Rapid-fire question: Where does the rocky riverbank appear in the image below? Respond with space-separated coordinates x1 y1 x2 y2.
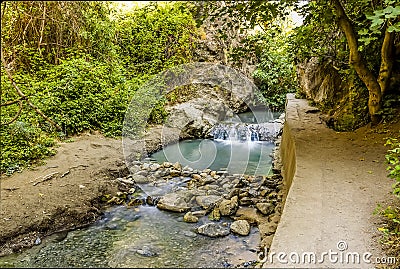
102 134 286 265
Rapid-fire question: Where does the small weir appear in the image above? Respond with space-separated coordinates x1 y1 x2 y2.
0 110 284 268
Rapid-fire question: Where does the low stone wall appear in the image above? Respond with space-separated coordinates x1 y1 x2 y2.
279 120 296 189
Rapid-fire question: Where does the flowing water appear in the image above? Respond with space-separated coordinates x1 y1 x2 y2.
0 110 282 268
150 139 274 176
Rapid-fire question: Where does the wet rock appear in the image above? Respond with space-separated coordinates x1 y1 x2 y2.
136 245 158 257
216 170 228 176
162 161 173 168
256 202 275 215
234 207 261 225
183 212 199 223
156 192 191 213
195 195 222 210
208 207 221 221
146 196 159 206
128 198 145 207
191 210 207 218
192 174 202 181
196 223 230 237
230 220 250 236
169 169 181 177
132 174 150 184
173 162 182 171
150 163 161 171
219 196 239 216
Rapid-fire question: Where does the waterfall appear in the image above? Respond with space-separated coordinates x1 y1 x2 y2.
210 121 282 142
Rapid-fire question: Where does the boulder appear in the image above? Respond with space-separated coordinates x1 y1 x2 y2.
196 223 230 237
230 220 251 236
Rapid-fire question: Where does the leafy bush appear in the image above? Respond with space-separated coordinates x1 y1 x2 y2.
385 137 400 197
0 122 56 175
374 137 400 265
114 2 198 77
1 2 200 175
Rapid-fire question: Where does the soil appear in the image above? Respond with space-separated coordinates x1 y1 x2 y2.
1 114 400 266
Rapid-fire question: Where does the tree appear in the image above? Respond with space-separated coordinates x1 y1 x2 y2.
331 0 399 123
201 0 400 124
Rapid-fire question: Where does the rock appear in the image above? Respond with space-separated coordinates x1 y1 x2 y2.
191 210 207 218
183 212 199 223
169 169 181 177
216 170 228 176
196 223 230 237
136 246 158 257
219 196 239 216
239 197 254 206
210 171 217 177
162 162 173 168
230 220 250 236
117 178 135 186
156 192 192 213
203 168 212 174
132 174 150 184
195 195 222 210
34 237 41 245
200 172 208 178
256 202 275 215
192 174 202 180
234 207 261 225
173 162 182 171
269 214 281 224
258 222 277 237
150 163 161 171
146 196 159 206
208 207 221 221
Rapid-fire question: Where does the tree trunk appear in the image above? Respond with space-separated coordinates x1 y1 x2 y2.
331 0 384 124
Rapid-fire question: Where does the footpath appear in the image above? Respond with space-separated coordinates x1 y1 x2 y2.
263 94 396 268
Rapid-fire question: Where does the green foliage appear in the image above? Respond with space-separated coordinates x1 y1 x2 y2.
229 29 297 111
385 137 400 197
0 122 56 175
114 2 198 78
1 1 200 174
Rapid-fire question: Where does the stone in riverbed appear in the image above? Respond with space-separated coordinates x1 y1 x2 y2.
173 162 182 171
131 174 150 184
196 223 230 237
156 192 191 213
256 202 275 215
183 212 199 223
230 220 250 236
195 195 222 210
218 196 239 216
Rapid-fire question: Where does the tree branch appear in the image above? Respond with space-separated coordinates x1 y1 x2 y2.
1 100 23 125
38 1 46 52
378 26 395 96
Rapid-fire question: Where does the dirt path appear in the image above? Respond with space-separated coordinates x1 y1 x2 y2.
264 95 400 268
